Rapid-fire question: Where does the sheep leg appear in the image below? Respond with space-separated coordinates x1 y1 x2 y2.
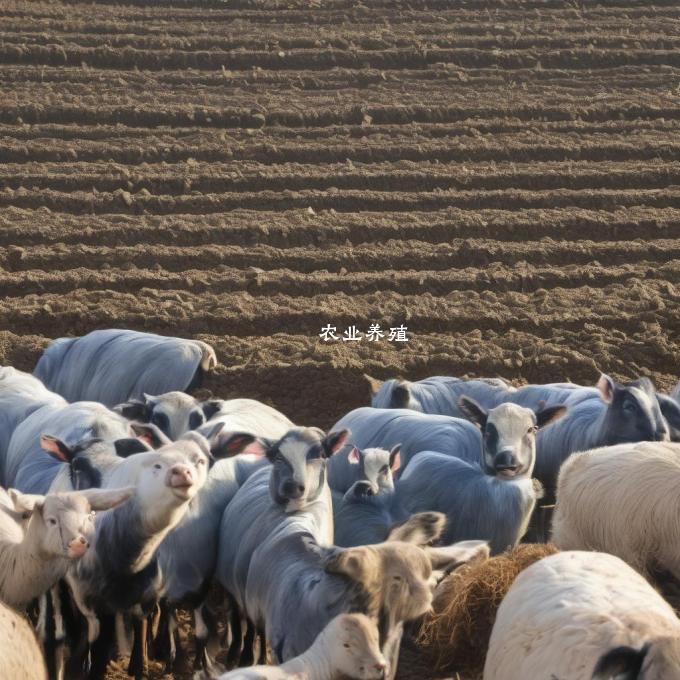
193 603 218 671
151 600 171 663
257 628 267 665
87 614 115 680
239 619 256 667
127 617 149 680
51 585 66 680
225 595 242 668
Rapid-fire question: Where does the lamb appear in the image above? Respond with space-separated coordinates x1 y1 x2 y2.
328 445 401 495
64 435 213 680
483 551 680 680
338 400 563 554
156 440 271 672
33 328 217 406
0 600 48 680
217 427 348 666
552 440 680 582
211 614 387 680
0 367 66 486
5 400 149 494
331 407 482 475
535 373 680 496
0 486 133 610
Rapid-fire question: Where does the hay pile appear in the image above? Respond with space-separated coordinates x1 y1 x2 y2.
416 543 559 678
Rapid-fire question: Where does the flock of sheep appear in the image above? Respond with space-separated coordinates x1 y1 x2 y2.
2 327 680 680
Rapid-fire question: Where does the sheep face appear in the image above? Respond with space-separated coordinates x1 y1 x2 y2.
598 375 671 445
115 391 207 440
329 614 388 680
348 446 401 492
267 427 348 512
326 542 434 627
134 442 209 515
459 399 565 478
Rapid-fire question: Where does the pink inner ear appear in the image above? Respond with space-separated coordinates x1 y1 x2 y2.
40 436 68 462
332 431 349 453
348 447 360 464
390 452 401 473
137 433 154 447
242 441 267 457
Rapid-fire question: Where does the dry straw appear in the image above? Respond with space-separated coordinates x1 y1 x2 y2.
416 543 559 678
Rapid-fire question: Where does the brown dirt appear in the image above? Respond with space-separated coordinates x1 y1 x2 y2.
1 1 679 678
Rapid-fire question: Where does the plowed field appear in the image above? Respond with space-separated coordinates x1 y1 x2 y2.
0 1 679 676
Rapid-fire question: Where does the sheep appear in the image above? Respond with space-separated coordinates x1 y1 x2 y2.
552 440 680 584
0 486 133 610
216 427 348 666
114 391 210 440
64 435 214 680
535 373 680 496
331 407 482 475
483 551 680 680
33 328 217 406
5 400 149 494
156 441 271 673
328 445 401 495
0 600 48 680
209 613 387 680
0 367 66 486
366 375 513 415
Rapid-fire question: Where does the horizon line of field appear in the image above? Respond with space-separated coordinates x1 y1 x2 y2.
2 187 680 214
2 207 676 246
0 260 676 299
1 239 679 272
2 164 680 195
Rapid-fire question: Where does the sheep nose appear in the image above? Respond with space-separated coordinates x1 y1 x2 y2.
494 450 517 470
68 535 89 558
169 465 194 488
282 480 305 498
374 662 387 679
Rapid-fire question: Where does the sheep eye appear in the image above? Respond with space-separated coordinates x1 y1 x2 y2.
153 463 162 470
380 465 389 474
393 575 402 581
343 643 350 648
21 512 31 520
48 518 57 526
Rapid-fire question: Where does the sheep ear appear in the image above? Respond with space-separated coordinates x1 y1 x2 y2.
113 399 151 422
323 429 349 458
201 400 223 421
363 373 383 398
324 547 368 581
199 342 218 371
114 437 151 458
390 381 411 409
8 489 43 516
78 486 135 511
658 394 680 430
129 422 171 448
348 447 361 464
458 397 487 429
389 445 401 473
534 405 567 429
142 393 159 406
425 540 490 571
597 373 616 404
40 434 73 463
387 512 445 545
211 431 262 460
592 645 647 680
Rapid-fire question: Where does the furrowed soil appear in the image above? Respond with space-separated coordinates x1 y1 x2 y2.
1 1 679 678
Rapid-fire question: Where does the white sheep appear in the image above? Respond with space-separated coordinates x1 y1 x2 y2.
0 486 132 609
0 599 47 680
484 550 680 679
552 440 680 580
209 613 387 680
